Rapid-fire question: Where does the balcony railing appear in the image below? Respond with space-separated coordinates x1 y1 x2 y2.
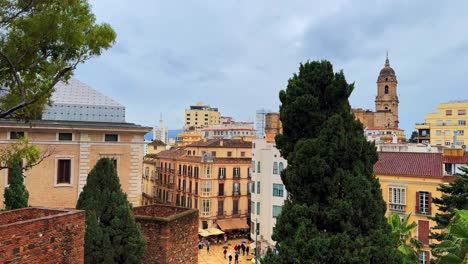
233 174 241 179
219 175 226 180
218 191 225 196
389 204 406 212
232 191 241 196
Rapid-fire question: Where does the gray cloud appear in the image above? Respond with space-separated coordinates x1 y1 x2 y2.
75 0 468 135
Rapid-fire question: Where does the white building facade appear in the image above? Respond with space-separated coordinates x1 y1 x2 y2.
153 117 168 144
250 138 287 255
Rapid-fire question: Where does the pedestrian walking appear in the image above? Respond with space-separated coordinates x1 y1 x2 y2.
228 252 233 263
246 246 250 255
234 252 239 264
206 242 210 254
241 243 246 256
223 248 227 259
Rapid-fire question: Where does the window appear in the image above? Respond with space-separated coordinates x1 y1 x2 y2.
218 201 224 216
58 133 73 141
417 191 431 215
436 140 442 146
279 162 284 173
211 151 216 157
105 134 118 142
57 159 71 184
195 182 198 195
445 130 450 136
218 167 226 179
445 141 451 146
446 110 453 116
251 182 255 194
273 162 278 175
233 200 239 215
436 130 441 136
233 182 240 196
201 181 212 196
256 202 260 215
418 220 430 245
233 167 241 178
419 251 429 264
251 201 255 214
252 160 255 172
241 152 245 157
218 183 224 196
273 184 284 197
194 167 199 178
202 199 211 217
273 205 282 218
456 130 465 136
227 151 232 157
257 161 261 173
458 109 466 116
251 221 255 234
384 85 389 94
10 131 24 140
459 120 466 126
257 181 261 194
388 186 406 212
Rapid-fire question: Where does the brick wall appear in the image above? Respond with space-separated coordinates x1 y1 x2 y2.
0 207 85 264
134 204 198 264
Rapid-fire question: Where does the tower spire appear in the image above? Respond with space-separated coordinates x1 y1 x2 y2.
385 51 390 67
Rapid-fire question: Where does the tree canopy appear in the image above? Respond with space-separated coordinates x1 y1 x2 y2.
0 0 116 119
264 60 401 263
76 158 145 263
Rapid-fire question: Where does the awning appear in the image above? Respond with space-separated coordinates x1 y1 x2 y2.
198 229 211 237
206 227 225 235
217 218 249 231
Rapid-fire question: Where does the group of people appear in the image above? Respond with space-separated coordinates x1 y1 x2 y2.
223 243 250 264
198 240 211 254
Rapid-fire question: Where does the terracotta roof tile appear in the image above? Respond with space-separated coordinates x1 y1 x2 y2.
187 139 252 148
374 152 443 177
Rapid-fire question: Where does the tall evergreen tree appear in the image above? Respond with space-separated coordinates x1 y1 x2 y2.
263 61 401 263
430 167 468 243
4 156 28 210
77 158 145 264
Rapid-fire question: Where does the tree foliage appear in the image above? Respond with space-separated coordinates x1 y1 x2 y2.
408 131 418 143
433 209 468 264
264 60 401 263
76 158 145 264
0 0 116 119
3 155 29 210
388 213 422 264
430 167 468 244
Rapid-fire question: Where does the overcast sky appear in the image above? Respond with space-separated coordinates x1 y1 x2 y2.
75 1 468 134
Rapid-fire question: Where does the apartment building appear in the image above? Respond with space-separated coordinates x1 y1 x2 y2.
184 102 220 130
415 101 468 147
149 139 252 230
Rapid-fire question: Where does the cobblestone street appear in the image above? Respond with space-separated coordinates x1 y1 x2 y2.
198 239 256 264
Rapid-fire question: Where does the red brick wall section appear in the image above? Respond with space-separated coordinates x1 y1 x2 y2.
134 204 199 264
0 207 85 264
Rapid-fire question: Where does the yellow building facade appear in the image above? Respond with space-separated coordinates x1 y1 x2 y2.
0 119 150 209
175 132 203 146
415 101 468 147
184 102 221 130
147 139 252 230
375 151 458 262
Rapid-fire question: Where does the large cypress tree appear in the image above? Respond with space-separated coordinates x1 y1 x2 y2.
4 156 29 210
430 167 468 243
264 61 401 263
77 158 145 264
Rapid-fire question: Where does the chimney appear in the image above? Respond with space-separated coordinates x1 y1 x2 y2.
220 140 224 147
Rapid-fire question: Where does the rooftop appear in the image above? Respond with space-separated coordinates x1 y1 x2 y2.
148 139 166 147
0 119 151 131
187 139 252 148
374 152 443 177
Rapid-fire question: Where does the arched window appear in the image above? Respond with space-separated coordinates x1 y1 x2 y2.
279 162 284 173
385 85 389 94
273 162 278 175
257 161 261 173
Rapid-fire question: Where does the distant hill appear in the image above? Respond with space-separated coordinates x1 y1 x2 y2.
144 129 182 141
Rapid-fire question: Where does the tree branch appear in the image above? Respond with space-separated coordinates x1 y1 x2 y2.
0 49 24 98
0 0 34 26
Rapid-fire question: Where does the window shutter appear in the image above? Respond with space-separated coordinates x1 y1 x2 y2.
418 220 430 245
428 192 432 215
425 251 430 264
416 191 420 214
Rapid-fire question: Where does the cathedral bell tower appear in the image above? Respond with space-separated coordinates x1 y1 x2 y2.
375 53 399 128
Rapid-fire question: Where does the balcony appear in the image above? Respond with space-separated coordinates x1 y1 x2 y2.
217 210 227 218
389 204 406 212
218 175 226 180
233 174 241 180
218 191 225 196
232 191 241 196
